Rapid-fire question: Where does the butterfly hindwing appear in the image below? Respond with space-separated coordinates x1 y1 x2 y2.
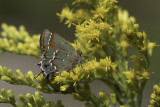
53 50 78 71
44 49 77 69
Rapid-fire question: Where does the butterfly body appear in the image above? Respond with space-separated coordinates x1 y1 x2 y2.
39 29 81 78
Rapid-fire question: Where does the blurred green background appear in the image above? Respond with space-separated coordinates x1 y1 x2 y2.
0 0 159 106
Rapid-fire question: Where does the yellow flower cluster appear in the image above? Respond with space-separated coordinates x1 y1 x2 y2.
98 91 117 106
0 88 62 107
52 57 117 91
0 23 40 58
75 19 112 43
57 5 90 28
149 85 160 107
57 0 115 44
91 6 109 19
117 9 156 58
123 68 149 84
56 1 155 106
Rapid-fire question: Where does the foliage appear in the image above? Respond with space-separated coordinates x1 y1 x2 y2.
0 0 157 107
0 88 64 107
0 23 40 58
148 85 160 107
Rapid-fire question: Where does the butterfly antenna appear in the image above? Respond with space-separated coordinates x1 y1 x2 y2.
34 71 42 79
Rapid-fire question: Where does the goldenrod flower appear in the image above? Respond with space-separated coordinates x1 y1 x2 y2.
92 6 109 19
123 69 135 83
57 6 75 27
60 85 69 91
119 40 129 49
148 42 156 56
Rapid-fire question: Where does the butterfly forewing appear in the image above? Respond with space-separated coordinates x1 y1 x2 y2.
50 32 77 54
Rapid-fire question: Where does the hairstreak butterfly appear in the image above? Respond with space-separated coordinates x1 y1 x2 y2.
37 29 82 78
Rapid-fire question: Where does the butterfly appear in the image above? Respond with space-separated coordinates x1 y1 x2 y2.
37 29 82 78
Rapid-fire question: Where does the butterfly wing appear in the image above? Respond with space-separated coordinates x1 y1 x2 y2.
40 29 80 78
40 29 51 54
40 29 77 55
